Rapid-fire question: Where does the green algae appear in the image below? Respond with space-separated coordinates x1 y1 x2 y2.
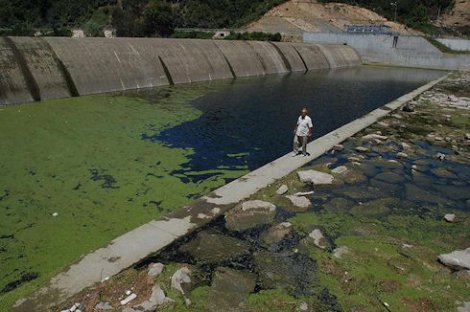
288 209 470 312
0 82 249 310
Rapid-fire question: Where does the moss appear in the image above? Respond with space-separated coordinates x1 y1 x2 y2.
0 83 249 309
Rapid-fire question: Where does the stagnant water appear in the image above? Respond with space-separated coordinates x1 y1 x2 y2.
0 66 444 307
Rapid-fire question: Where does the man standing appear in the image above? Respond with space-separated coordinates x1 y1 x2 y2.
293 108 313 156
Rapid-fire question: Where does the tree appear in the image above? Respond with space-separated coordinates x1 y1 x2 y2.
142 1 175 37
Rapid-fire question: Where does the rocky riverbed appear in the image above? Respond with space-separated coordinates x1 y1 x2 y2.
57 72 470 312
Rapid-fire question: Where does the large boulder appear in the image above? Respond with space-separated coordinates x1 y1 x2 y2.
207 267 256 312
261 222 293 245
286 195 311 212
225 200 276 232
297 170 334 185
254 251 316 295
438 248 470 270
179 231 250 263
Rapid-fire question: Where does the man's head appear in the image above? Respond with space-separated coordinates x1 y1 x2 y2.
301 108 308 118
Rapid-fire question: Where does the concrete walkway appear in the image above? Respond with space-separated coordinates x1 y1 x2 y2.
12 73 449 311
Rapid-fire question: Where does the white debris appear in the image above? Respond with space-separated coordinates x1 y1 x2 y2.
125 290 132 296
294 191 314 196
196 213 210 219
52 212 59 217
120 293 137 306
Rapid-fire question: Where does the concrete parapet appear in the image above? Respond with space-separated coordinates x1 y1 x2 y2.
10 37 72 100
437 38 470 52
247 41 288 74
317 44 362 68
292 43 330 70
0 37 34 105
214 40 266 77
270 42 307 72
46 37 169 96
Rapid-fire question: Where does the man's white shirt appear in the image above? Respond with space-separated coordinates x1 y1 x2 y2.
296 116 313 136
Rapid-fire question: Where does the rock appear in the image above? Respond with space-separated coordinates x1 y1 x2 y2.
297 170 334 185
444 214 456 223
261 222 293 245
431 167 456 179
95 302 113 310
396 152 408 159
465 133 470 140
374 172 405 184
147 263 164 278
331 166 348 174
361 134 388 142
171 267 191 295
355 146 370 153
225 200 276 231
333 186 380 201
179 232 249 263
340 168 368 184
402 103 415 112
323 197 354 213
286 195 311 211
276 184 288 195
254 251 316 295
405 184 447 205
436 152 446 161
333 246 349 259
438 248 470 270
457 302 470 312
207 267 256 312
135 285 174 311
333 144 344 151
455 270 470 281
350 198 398 217
308 229 328 249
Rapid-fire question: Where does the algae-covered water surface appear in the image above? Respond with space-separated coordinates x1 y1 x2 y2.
0 66 443 308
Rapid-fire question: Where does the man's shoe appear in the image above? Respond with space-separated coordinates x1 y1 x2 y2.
302 152 310 157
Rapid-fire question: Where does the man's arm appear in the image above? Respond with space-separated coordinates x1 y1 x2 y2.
307 119 313 137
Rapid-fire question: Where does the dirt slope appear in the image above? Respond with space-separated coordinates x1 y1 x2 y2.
441 0 470 27
245 0 421 40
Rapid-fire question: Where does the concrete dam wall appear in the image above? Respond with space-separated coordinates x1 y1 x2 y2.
304 32 470 71
0 37 361 106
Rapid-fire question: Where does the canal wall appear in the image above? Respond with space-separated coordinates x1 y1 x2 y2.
303 32 470 71
0 37 361 106
437 38 470 52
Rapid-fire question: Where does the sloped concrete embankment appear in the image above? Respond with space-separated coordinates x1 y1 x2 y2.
304 32 470 71
0 37 361 106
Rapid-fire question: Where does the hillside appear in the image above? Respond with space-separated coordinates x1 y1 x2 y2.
0 0 468 38
439 0 470 35
245 0 422 41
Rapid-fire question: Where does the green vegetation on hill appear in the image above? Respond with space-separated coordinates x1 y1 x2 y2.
0 0 463 37
0 0 285 37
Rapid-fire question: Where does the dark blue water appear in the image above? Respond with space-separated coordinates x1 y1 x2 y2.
142 66 444 182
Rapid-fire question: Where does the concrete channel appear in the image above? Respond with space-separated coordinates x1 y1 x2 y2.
12 72 450 311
